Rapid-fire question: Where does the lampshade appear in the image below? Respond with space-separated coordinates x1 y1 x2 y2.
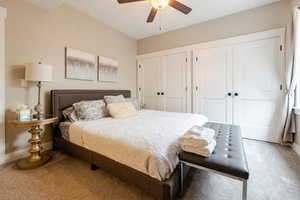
25 62 53 82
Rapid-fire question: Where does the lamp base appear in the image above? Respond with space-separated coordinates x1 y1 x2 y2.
32 113 44 120
34 103 43 118
34 81 43 120
16 153 51 170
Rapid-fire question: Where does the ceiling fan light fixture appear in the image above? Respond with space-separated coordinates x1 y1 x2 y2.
150 0 170 9
117 0 192 23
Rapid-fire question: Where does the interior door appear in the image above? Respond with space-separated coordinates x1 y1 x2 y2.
232 37 283 143
194 47 233 123
161 52 187 113
138 57 161 110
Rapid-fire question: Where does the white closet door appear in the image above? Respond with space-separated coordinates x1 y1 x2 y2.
194 47 233 123
161 52 187 112
233 37 283 142
138 57 161 110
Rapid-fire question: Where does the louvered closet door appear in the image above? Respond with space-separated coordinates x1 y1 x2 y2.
161 52 188 113
138 57 161 110
232 37 283 142
194 47 233 123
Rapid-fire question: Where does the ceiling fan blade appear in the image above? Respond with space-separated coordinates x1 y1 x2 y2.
117 0 146 3
147 7 158 23
168 0 192 15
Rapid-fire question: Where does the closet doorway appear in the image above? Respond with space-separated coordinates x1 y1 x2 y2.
138 51 190 113
193 29 285 143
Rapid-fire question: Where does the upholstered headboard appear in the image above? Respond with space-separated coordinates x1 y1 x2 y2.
51 90 131 136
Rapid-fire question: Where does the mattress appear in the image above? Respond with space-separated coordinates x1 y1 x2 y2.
60 110 208 181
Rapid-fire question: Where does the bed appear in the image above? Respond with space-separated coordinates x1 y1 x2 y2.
51 90 207 200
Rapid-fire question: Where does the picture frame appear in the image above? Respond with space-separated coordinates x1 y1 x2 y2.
98 56 119 83
65 47 97 81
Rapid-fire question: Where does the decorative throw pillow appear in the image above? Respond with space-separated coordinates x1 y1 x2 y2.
104 95 125 105
73 100 107 121
62 106 79 122
125 98 140 110
59 122 72 140
107 102 138 119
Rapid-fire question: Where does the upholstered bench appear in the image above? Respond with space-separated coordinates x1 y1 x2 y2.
179 122 249 200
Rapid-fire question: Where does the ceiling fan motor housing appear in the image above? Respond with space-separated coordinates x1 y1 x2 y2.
117 0 192 23
150 0 170 9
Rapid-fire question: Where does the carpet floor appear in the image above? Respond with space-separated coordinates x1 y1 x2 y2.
0 139 299 200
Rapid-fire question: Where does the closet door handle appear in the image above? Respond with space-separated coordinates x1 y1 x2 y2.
157 92 161 96
161 92 164 96
227 92 232 96
234 92 239 97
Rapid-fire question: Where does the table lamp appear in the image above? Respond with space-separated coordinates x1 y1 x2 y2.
25 62 53 119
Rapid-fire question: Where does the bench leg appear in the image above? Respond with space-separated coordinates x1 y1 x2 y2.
242 180 247 200
90 164 99 171
180 161 184 196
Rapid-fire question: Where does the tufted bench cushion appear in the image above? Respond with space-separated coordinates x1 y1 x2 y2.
179 122 249 180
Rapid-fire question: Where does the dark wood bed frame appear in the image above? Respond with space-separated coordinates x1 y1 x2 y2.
51 90 191 200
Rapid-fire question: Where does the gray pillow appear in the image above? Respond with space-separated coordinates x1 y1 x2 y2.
104 95 125 105
125 98 140 110
73 100 107 121
62 106 79 122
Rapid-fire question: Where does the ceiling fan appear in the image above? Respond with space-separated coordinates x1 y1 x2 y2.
117 0 192 23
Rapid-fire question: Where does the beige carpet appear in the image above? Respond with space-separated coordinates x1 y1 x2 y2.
0 139 299 200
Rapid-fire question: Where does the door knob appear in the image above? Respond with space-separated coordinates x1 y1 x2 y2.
227 92 232 96
234 93 239 97
161 92 164 95
157 92 161 96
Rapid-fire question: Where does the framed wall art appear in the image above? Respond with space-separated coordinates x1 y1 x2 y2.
65 47 97 81
98 56 119 83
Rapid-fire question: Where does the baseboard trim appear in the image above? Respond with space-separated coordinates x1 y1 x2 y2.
293 143 300 156
0 142 53 166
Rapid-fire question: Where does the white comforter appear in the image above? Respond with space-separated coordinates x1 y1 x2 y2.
69 110 208 181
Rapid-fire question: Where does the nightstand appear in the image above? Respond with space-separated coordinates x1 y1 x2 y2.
10 117 58 170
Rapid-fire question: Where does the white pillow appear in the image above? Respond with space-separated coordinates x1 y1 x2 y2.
125 98 140 110
107 102 138 119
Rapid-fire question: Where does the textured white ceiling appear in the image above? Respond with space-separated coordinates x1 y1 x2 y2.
28 0 281 39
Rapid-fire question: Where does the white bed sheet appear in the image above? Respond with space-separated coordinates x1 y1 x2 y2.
68 110 208 181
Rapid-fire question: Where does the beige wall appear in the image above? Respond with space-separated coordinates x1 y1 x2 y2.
0 7 6 155
1 0 137 153
138 0 291 55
